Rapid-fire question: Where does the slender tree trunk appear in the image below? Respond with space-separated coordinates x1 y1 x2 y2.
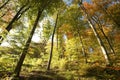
76 28 87 63
16 6 30 20
47 13 59 70
0 0 10 10
88 19 110 65
56 28 59 50
92 16 116 55
14 8 43 77
80 35 87 63
0 5 29 44
14 0 51 76
80 5 111 65
5 5 26 32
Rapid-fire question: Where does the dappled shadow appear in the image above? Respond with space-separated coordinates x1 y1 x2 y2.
19 70 67 80
82 65 120 80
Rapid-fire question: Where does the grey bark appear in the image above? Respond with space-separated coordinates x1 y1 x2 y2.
88 19 110 65
80 5 111 65
92 16 116 55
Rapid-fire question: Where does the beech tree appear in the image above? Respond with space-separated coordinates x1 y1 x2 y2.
63 4 87 63
14 0 51 77
83 1 117 55
79 1 111 65
0 0 120 79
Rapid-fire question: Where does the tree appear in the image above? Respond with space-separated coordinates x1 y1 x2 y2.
0 0 10 10
90 0 120 27
62 4 87 63
92 15 116 55
80 2 111 65
77 28 87 63
14 0 50 76
47 12 59 70
83 1 116 55
0 2 30 44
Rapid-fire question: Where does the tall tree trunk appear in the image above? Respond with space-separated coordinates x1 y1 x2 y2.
14 8 44 77
47 13 59 70
92 16 116 55
14 0 51 76
88 19 110 65
76 28 87 63
80 5 111 65
56 28 59 50
5 5 26 32
0 0 10 10
16 6 30 20
0 5 29 44
79 35 87 63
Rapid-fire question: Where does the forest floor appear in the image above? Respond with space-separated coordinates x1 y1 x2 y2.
1 63 120 80
0 51 120 80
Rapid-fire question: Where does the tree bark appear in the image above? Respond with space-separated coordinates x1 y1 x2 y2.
14 8 43 77
47 13 59 70
92 16 116 55
88 19 110 65
13 0 51 76
16 6 30 20
80 5 111 65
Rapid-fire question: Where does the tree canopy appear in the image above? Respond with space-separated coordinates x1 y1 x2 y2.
0 0 120 80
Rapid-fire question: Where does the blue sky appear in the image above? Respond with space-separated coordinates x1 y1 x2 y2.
63 0 91 5
86 0 91 2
